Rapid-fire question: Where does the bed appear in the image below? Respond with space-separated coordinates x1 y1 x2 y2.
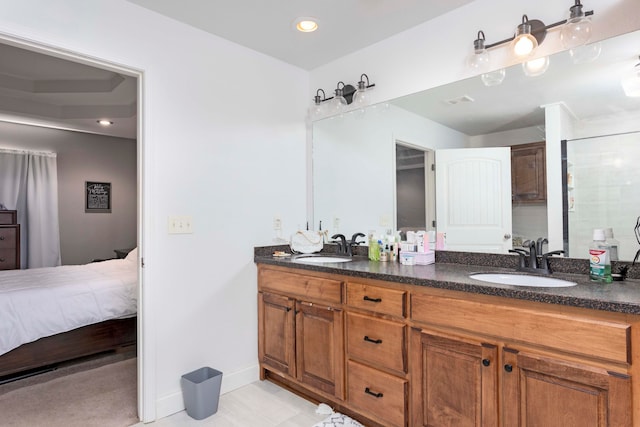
0 249 138 378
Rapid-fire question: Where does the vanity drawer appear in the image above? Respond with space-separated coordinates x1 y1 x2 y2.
347 360 407 427
0 210 16 225
0 226 17 249
411 293 631 364
258 267 342 304
347 312 406 373
346 282 406 317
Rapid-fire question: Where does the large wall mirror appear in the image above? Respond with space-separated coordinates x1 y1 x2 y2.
313 29 640 261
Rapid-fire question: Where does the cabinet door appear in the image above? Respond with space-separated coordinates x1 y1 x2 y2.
502 348 632 427
410 329 498 427
511 141 546 202
258 292 296 378
296 301 345 399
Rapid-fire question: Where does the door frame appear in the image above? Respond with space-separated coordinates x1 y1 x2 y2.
0 31 152 422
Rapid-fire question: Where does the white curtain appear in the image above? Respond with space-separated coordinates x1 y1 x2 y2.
0 148 61 268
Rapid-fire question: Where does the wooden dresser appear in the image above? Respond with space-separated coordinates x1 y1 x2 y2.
0 210 20 270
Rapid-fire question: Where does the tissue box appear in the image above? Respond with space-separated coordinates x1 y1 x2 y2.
400 250 435 265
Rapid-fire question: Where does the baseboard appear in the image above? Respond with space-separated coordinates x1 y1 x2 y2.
155 363 260 420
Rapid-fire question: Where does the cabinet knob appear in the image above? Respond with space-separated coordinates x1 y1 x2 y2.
364 387 383 398
482 359 491 367
364 336 383 344
504 364 513 373
0 236 4 240
363 296 382 303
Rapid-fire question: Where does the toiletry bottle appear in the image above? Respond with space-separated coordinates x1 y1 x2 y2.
604 228 619 262
589 229 612 283
368 233 379 261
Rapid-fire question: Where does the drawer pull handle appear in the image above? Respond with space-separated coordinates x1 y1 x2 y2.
504 364 513 373
284 307 291 312
364 336 382 344
363 296 382 303
0 258 5 262
364 387 383 398
482 359 491 367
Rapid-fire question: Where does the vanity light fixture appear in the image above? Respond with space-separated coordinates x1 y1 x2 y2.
310 74 376 119
467 1 594 77
621 56 640 98
97 119 113 126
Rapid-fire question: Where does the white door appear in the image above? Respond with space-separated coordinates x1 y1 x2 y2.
435 147 512 253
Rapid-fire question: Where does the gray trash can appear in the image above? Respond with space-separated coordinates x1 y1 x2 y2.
181 367 223 420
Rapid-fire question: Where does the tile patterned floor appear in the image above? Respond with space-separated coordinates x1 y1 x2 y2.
133 380 328 427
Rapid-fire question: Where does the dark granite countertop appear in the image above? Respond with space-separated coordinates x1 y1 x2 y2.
255 246 640 315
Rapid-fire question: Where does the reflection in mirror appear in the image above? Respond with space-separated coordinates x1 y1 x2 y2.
312 30 640 260
395 144 434 232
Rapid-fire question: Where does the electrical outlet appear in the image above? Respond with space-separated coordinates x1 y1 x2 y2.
273 216 282 231
168 215 193 234
380 214 390 227
333 216 340 231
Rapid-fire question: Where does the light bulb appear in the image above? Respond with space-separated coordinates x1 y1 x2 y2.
352 89 369 110
512 17 538 58
512 34 537 58
467 31 490 74
481 68 506 86
523 56 549 77
560 2 592 49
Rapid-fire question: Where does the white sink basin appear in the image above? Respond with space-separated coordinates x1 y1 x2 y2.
470 273 577 288
293 256 352 264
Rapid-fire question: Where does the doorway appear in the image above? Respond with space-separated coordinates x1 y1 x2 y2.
395 142 435 233
0 32 146 420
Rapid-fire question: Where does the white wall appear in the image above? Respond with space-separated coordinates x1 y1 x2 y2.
0 0 308 421
0 121 137 264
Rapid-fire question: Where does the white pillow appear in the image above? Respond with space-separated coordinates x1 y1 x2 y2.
125 247 138 263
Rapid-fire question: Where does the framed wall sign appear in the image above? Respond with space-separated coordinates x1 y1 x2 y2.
85 181 112 213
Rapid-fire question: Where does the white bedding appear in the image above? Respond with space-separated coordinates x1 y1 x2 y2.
0 258 138 357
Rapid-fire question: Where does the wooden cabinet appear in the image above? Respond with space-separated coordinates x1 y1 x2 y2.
502 348 632 427
345 281 408 426
410 292 634 427
257 264 640 427
258 267 344 399
410 330 498 427
511 141 546 203
0 210 20 270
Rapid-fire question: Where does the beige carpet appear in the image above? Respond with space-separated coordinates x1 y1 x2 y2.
0 355 138 427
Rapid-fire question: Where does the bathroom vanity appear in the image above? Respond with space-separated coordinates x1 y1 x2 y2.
255 249 640 427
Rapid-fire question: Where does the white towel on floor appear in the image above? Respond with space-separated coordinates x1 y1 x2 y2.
313 412 365 427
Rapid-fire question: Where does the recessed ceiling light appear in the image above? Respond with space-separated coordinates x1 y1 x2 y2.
293 17 319 33
97 119 113 126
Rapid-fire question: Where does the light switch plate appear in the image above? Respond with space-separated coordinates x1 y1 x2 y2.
168 215 193 234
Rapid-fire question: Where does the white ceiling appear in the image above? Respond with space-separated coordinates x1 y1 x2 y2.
125 0 475 70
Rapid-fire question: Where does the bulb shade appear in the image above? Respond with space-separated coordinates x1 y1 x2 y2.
621 66 640 97
481 68 506 86
352 89 370 110
328 95 347 115
512 33 538 58
309 102 326 119
523 56 549 77
467 48 490 73
560 16 592 49
569 42 601 64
